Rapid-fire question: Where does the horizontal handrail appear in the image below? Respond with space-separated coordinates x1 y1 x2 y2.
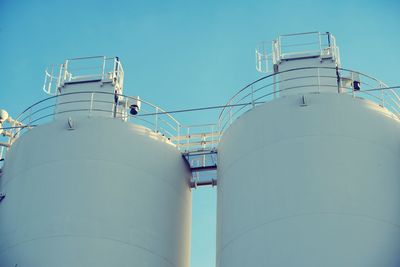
280 31 320 37
43 57 124 96
7 91 219 154
257 32 339 73
218 66 396 135
9 66 392 156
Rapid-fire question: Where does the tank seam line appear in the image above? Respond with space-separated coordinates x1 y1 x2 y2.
0 234 177 267
219 134 400 173
1 159 190 197
216 211 400 259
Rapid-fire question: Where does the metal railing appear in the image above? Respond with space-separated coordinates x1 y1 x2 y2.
4 91 219 154
7 66 396 156
275 31 340 64
8 91 178 142
256 32 340 73
43 56 124 95
174 123 219 153
218 67 399 134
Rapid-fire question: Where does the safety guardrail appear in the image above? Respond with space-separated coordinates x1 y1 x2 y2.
218 67 398 134
4 91 219 154
4 67 395 157
256 32 340 73
43 56 124 95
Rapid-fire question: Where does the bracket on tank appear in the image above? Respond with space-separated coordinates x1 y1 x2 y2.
300 95 308 106
182 148 218 188
190 178 217 188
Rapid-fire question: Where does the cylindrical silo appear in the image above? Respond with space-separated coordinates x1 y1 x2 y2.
0 57 192 267
217 33 400 267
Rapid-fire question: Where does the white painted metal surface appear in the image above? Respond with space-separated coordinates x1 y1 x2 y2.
0 56 192 266
55 81 120 119
0 117 192 266
277 58 338 95
217 93 400 267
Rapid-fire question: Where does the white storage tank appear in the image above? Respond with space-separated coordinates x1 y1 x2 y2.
217 33 400 267
0 57 192 267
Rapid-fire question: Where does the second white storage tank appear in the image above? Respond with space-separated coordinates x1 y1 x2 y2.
217 93 400 267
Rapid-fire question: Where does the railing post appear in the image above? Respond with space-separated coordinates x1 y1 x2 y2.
112 58 117 83
48 66 55 95
10 120 16 141
155 107 159 132
202 133 206 167
186 127 190 152
177 124 181 150
89 92 94 116
29 107 33 125
124 97 128 121
251 84 255 108
217 119 221 141
278 36 282 59
63 60 69 81
101 56 106 80
57 64 63 89
211 124 215 150
351 71 355 98
318 32 322 55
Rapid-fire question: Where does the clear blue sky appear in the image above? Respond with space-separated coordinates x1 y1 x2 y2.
1 0 399 266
